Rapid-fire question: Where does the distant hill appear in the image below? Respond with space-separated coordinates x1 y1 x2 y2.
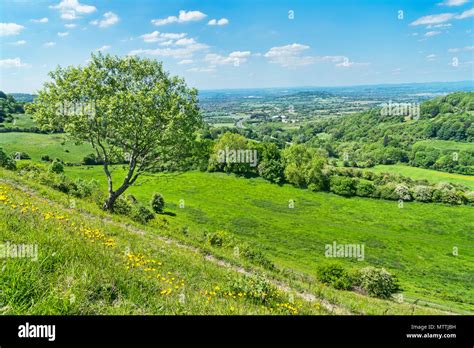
10 93 36 103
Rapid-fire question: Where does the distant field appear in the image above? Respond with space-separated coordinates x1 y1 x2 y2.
0 132 93 163
365 164 474 190
66 166 474 312
414 139 474 152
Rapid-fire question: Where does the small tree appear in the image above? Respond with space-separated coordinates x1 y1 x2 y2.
150 193 165 213
49 159 64 174
28 53 202 210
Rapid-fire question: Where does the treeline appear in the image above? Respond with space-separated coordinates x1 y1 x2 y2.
0 91 25 123
188 133 474 205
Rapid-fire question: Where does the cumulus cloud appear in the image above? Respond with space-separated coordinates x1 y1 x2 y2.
31 17 48 23
140 31 187 43
0 23 25 36
50 0 96 20
90 12 119 28
44 41 56 47
205 51 251 67
65 23 77 28
208 18 229 26
0 58 30 68
151 10 206 26
264 43 316 67
456 7 474 18
411 8 474 25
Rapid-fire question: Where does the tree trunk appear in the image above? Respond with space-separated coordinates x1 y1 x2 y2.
103 192 119 211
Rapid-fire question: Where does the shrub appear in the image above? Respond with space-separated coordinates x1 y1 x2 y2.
206 230 236 247
316 263 353 290
113 196 133 216
71 178 99 198
41 155 52 162
355 179 376 197
82 153 102 165
357 267 400 299
227 274 279 304
464 191 474 204
395 184 412 201
329 176 355 197
49 159 64 174
150 193 165 213
411 185 433 202
0 148 16 170
130 203 155 224
376 183 399 200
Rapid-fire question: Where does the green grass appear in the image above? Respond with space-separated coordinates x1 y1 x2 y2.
414 139 474 152
65 166 474 313
364 164 474 190
1 113 37 129
0 132 93 163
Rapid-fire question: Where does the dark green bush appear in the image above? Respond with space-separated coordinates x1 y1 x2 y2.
316 263 353 290
150 192 165 213
49 159 64 174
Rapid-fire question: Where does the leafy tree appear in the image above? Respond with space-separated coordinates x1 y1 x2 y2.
282 144 327 190
27 53 202 210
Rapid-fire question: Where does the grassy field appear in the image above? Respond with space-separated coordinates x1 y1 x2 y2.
364 164 474 190
65 166 474 313
1 113 37 129
0 132 93 163
414 139 474 152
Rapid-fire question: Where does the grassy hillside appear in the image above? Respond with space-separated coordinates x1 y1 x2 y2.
65 166 474 313
2 167 453 315
0 132 92 163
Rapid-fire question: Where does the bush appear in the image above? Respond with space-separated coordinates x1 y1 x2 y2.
82 153 102 165
464 191 474 204
329 176 355 197
130 203 154 224
411 185 433 202
355 179 376 197
41 155 52 162
71 178 99 198
316 263 353 290
150 193 165 213
206 230 236 248
357 267 400 299
227 274 279 304
376 183 399 200
112 196 133 216
395 184 412 201
49 159 64 174
0 148 16 170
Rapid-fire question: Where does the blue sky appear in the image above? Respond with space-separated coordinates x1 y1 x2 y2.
1 0 473 93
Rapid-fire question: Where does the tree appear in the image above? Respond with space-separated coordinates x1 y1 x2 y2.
28 53 202 210
282 144 327 190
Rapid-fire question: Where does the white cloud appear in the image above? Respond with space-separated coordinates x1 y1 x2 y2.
208 18 229 26
140 31 187 43
10 40 26 45
411 13 454 25
427 23 452 28
174 38 196 46
44 41 56 47
438 0 469 6
65 23 77 28
425 30 442 37
178 59 193 65
96 45 111 52
426 54 437 60
90 12 119 28
0 23 25 36
187 67 215 73
0 57 30 68
129 42 208 59
448 45 474 52
456 7 474 18
334 58 370 68
31 17 48 23
50 0 96 20
58 31 69 37
151 10 206 26
264 43 316 67
205 51 251 67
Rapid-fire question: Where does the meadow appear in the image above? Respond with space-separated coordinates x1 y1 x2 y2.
364 164 474 190
65 166 474 313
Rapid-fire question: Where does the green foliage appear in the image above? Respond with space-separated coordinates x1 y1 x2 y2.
357 267 400 299
150 192 165 213
329 176 355 197
0 147 16 170
49 159 64 174
227 274 279 304
283 144 327 190
317 263 353 290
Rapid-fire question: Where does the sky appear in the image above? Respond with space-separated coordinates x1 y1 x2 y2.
0 0 473 93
